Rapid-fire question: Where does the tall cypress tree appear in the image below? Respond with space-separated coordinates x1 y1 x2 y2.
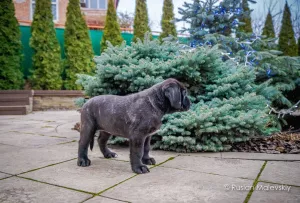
278 1 297 56
262 11 275 38
238 0 253 33
100 0 123 52
159 0 177 41
30 0 62 89
133 0 151 42
0 0 24 90
64 0 95 90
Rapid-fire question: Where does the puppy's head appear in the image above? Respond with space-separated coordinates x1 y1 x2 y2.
162 78 191 112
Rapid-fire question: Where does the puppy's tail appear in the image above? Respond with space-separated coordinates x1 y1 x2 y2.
90 137 94 151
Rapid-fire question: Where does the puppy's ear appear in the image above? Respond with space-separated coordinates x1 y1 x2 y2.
163 83 182 109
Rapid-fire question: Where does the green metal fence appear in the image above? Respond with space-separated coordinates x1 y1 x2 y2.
19 25 188 78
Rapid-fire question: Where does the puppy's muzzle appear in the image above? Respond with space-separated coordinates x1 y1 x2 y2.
181 95 191 111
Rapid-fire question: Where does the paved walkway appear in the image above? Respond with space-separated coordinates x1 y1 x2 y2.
0 111 299 203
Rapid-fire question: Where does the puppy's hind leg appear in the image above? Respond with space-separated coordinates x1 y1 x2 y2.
142 136 156 165
98 131 118 158
77 113 96 167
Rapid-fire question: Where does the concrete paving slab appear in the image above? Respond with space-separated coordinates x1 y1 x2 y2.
0 144 76 174
249 182 300 203
0 173 11 180
55 122 80 139
102 166 252 203
85 196 127 203
0 120 51 133
0 131 73 148
0 144 14 154
19 111 80 122
182 152 300 161
0 123 57 135
259 161 300 186
0 177 91 203
89 144 178 164
161 155 264 179
20 158 135 194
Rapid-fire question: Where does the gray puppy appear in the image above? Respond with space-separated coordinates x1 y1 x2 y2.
77 78 191 174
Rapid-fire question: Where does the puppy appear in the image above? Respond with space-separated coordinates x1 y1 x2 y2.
77 78 191 174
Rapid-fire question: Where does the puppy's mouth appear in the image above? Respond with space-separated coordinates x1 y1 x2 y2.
180 96 191 111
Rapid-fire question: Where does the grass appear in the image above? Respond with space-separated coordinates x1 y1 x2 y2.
243 161 267 203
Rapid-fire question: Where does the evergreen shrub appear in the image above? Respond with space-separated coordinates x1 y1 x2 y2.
77 37 280 152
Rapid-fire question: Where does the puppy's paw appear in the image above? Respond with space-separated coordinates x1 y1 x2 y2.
77 157 91 167
132 164 150 174
142 157 156 165
104 151 118 159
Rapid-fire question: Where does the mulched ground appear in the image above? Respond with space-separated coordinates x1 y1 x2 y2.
231 132 300 154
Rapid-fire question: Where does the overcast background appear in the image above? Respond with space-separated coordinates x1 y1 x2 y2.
117 0 299 38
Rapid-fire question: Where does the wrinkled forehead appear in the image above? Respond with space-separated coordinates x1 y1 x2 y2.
163 79 186 89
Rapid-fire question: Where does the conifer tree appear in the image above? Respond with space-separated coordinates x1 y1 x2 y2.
101 0 123 52
64 0 95 90
0 0 24 90
178 0 254 41
262 11 275 38
278 2 297 56
133 0 151 42
30 0 62 89
238 0 253 33
298 37 300 56
159 0 177 41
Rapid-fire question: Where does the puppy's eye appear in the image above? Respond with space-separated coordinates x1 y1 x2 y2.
182 90 187 96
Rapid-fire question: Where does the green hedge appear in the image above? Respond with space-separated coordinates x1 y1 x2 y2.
19 25 188 78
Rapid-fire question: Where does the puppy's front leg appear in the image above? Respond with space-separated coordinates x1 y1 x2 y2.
142 136 156 165
130 137 149 174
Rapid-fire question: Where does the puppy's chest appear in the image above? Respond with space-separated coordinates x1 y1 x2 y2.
147 121 162 136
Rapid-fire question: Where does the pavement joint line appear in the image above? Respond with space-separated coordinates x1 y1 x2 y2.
55 122 74 134
0 171 15 176
50 135 69 139
96 174 138 195
258 180 300 188
79 196 95 203
57 140 77 145
5 130 64 138
17 158 77 175
17 176 96 195
0 142 27 148
178 154 300 161
0 175 14 181
157 165 254 181
55 123 64 133
243 161 267 203
96 156 177 196
149 156 178 169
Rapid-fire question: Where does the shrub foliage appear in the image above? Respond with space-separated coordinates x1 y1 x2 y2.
30 0 62 89
159 0 177 41
100 0 123 52
77 38 280 152
64 0 95 90
133 0 151 42
0 0 23 89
